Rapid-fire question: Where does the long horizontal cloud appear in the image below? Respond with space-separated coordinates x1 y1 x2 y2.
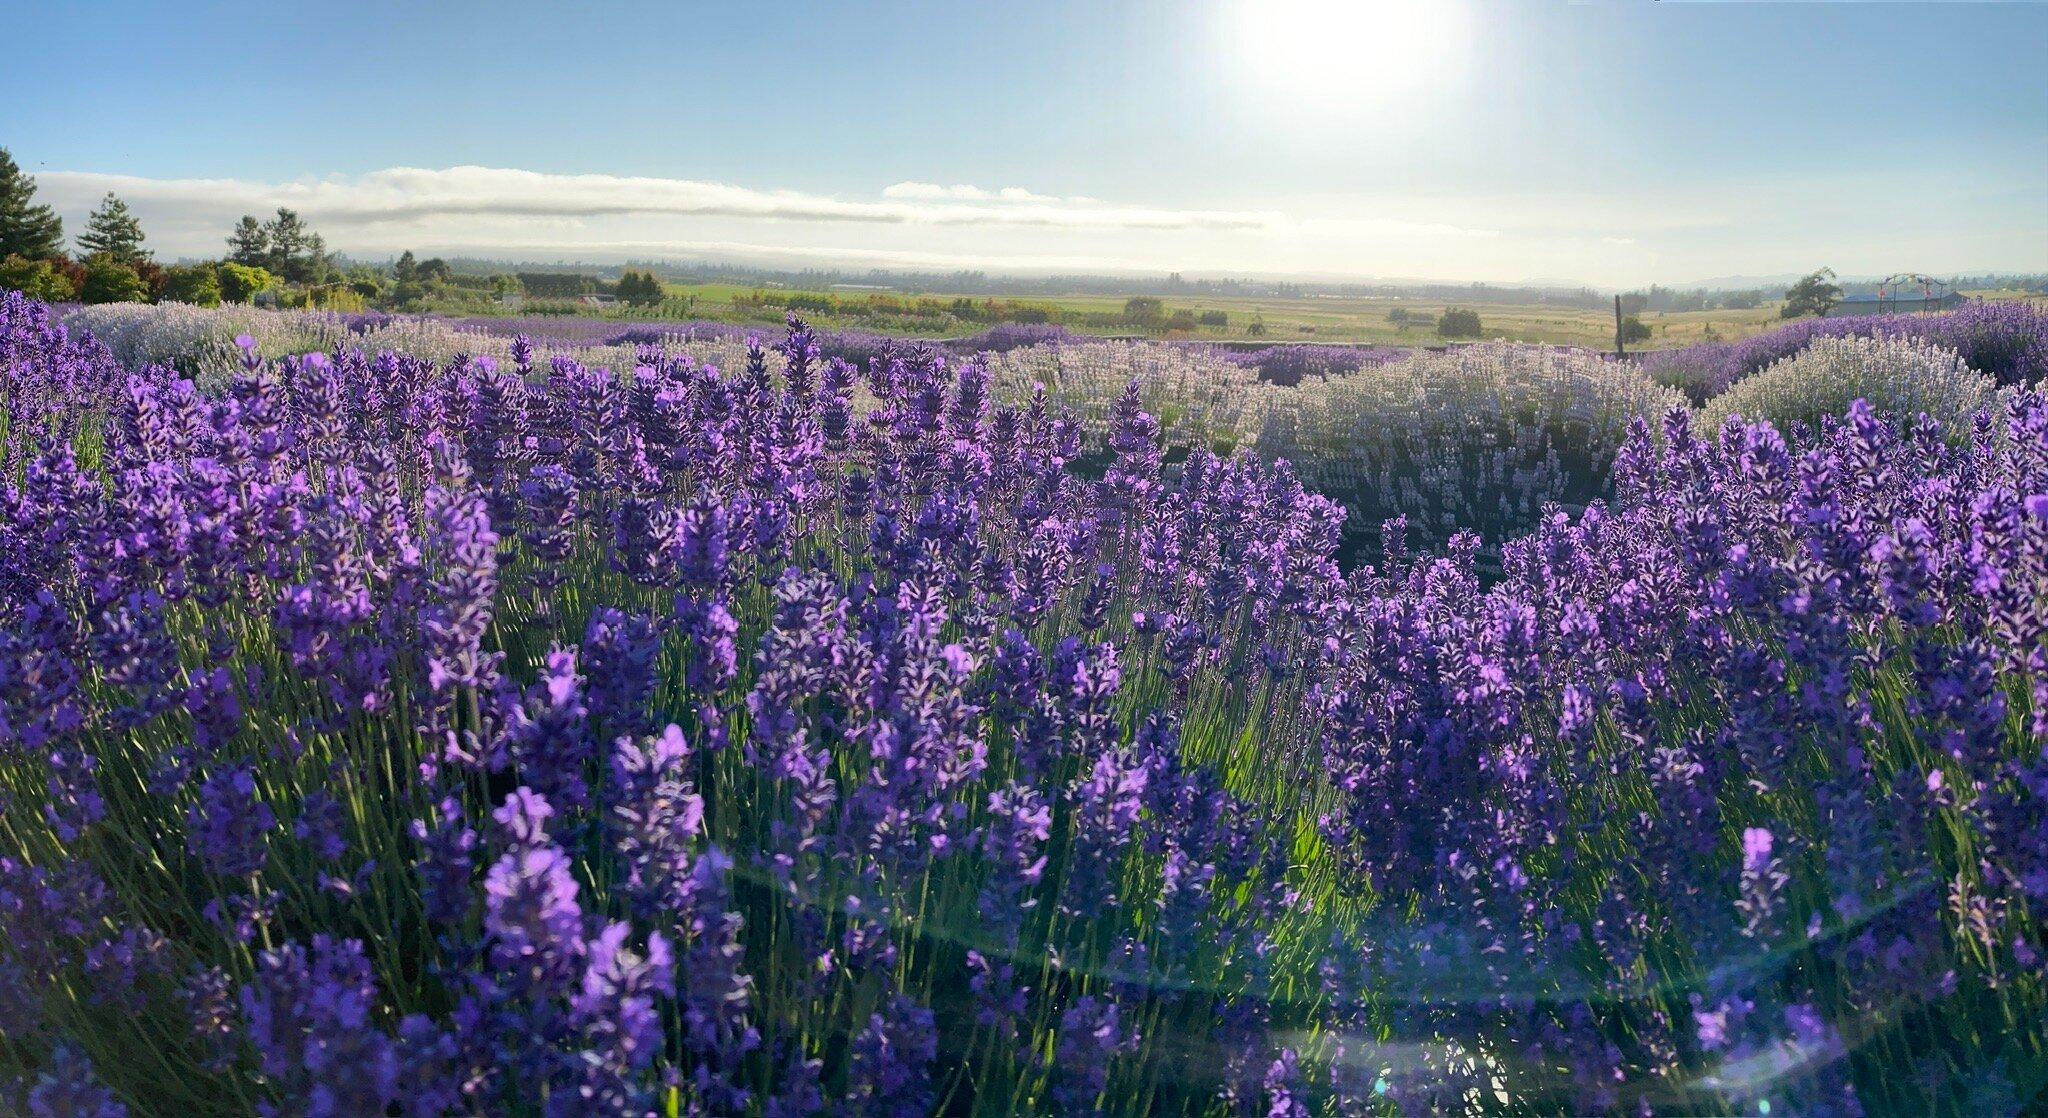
36 166 1280 232
882 181 1063 204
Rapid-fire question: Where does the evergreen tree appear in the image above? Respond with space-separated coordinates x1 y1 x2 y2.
394 250 418 282
263 208 310 281
227 216 269 267
77 192 150 263
0 147 65 260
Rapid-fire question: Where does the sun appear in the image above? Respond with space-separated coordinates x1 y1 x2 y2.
1229 0 1473 106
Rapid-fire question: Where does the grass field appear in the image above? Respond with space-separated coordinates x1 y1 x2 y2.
478 281 2047 353
648 281 1787 349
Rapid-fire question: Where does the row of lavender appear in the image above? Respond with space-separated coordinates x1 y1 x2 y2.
1640 300 2048 402
2 290 2044 1114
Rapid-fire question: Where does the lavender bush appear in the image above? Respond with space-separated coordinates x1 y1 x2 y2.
1 289 2044 1115
1220 342 1402 387
1698 334 1998 438
64 302 771 389
1258 343 1687 551
1643 300 2048 400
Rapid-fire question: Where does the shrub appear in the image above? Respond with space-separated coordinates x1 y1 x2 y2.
216 261 276 304
1436 306 1482 338
0 254 77 302
1697 334 1996 437
77 256 148 304
161 263 223 307
987 338 1277 461
62 301 773 388
1222 343 1399 387
1644 301 2048 397
1258 343 1685 549
952 322 1077 354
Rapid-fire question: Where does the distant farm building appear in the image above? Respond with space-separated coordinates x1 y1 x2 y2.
1828 273 1966 317
1827 291 1966 317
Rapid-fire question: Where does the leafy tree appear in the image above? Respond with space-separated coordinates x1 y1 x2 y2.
1436 307 1483 338
216 262 276 304
79 256 148 304
417 257 451 284
1781 268 1841 320
394 250 418 282
1122 296 1165 325
1617 292 1649 316
1387 307 1411 325
618 269 665 307
0 147 65 260
1619 315 1652 344
162 263 222 306
131 258 168 302
77 192 150 263
226 216 270 267
1721 290 1762 311
0 254 77 301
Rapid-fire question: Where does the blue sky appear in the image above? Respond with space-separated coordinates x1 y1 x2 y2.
3 0 2043 286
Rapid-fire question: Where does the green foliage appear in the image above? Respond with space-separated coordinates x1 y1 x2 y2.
1123 295 1165 325
1197 310 1227 328
0 147 65 260
161 263 223 307
216 261 277 304
394 249 419 282
225 215 269 267
76 192 150 263
617 269 665 307
0 253 78 301
1436 307 1483 338
1782 267 1842 319
1166 308 1199 331
230 208 332 284
1387 307 1411 325
1620 315 1652 344
79 256 149 304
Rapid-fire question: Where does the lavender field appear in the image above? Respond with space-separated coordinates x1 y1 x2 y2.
2 288 2046 1115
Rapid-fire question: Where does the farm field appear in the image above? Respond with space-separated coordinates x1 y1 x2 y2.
521 280 1798 350
3 290 2046 1115
444 283 2048 353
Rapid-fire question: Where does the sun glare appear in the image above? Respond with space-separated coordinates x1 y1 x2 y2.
1231 0 1473 105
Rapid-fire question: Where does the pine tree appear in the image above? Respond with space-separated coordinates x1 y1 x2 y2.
77 192 150 263
0 147 65 260
226 216 269 267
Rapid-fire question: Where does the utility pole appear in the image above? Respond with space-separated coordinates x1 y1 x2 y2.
1614 294 1626 358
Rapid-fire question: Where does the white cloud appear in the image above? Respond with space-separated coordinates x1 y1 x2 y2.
38 166 1275 233
28 161 2029 286
882 181 1065 204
